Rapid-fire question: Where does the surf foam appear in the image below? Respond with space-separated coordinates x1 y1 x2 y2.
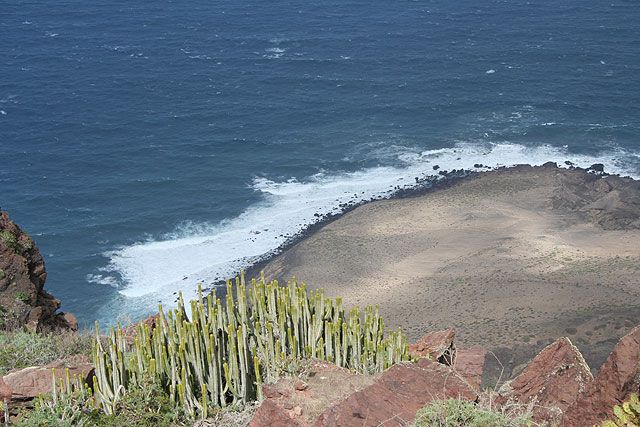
103 142 638 309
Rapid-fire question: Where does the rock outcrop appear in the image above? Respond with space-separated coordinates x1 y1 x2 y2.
315 358 477 426
550 165 640 230
408 328 455 364
0 209 75 332
3 359 94 402
563 325 640 427
453 346 487 391
497 337 593 425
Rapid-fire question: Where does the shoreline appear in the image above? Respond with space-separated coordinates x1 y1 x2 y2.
242 161 614 284
246 162 640 384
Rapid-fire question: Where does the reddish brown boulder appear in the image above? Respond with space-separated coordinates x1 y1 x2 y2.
250 359 375 427
63 313 78 331
454 346 486 390
3 360 94 402
0 209 76 332
408 328 455 364
564 326 640 427
250 398 302 427
0 377 12 401
122 313 162 340
314 358 477 426
498 337 592 425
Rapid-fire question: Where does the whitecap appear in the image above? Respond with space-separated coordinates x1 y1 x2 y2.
485 69 496 74
103 141 639 312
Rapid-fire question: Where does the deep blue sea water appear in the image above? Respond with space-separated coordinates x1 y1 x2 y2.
2 0 639 328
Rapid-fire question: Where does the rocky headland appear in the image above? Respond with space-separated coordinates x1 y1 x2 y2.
260 162 640 384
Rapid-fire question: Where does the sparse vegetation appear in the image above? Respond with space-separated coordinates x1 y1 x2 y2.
0 329 94 375
0 230 17 248
14 292 29 303
597 392 640 427
413 398 532 427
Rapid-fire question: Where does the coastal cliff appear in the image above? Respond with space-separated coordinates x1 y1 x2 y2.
0 210 76 332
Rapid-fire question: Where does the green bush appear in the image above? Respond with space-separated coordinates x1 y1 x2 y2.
16 375 190 427
598 392 640 427
0 330 94 375
413 398 532 427
14 292 29 303
0 230 17 248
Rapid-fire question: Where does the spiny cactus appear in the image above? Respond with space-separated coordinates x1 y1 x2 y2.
599 393 640 427
91 272 412 417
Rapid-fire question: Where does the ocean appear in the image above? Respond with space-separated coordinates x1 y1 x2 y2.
2 0 639 328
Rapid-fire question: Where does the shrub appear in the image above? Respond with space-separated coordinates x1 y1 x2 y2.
14 292 29 303
413 398 532 427
16 375 190 427
0 330 94 375
598 392 640 427
0 230 16 248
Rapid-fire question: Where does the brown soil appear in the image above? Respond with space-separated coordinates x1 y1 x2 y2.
258 164 640 386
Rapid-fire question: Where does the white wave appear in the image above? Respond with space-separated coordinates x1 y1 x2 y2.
104 142 639 309
485 69 496 74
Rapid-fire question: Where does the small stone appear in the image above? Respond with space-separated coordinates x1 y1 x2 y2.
293 380 308 391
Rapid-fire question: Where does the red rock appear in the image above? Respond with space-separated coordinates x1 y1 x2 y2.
122 313 162 341
563 325 640 427
498 338 593 426
454 346 486 390
0 377 12 401
249 399 302 427
294 380 308 391
314 358 477 427
408 328 455 364
3 360 94 401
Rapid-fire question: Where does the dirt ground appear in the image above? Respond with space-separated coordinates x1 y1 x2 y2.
259 164 640 385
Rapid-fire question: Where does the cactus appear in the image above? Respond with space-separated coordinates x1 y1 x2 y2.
91 272 413 418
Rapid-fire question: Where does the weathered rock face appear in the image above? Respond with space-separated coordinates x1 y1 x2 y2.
563 325 640 427
551 166 640 230
250 360 377 427
0 377 12 401
3 360 94 402
497 337 593 426
408 328 455 364
0 209 75 332
315 358 477 427
454 346 486 391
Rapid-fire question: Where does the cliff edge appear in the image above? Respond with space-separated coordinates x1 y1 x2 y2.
0 209 76 332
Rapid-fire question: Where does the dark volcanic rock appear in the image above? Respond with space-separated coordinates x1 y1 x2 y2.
551 169 640 229
0 209 76 332
314 358 477 427
497 338 592 426
563 326 640 427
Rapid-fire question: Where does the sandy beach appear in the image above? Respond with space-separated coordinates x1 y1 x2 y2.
258 163 640 382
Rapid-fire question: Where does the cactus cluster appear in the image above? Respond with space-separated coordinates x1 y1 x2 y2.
91 273 411 417
599 393 640 427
